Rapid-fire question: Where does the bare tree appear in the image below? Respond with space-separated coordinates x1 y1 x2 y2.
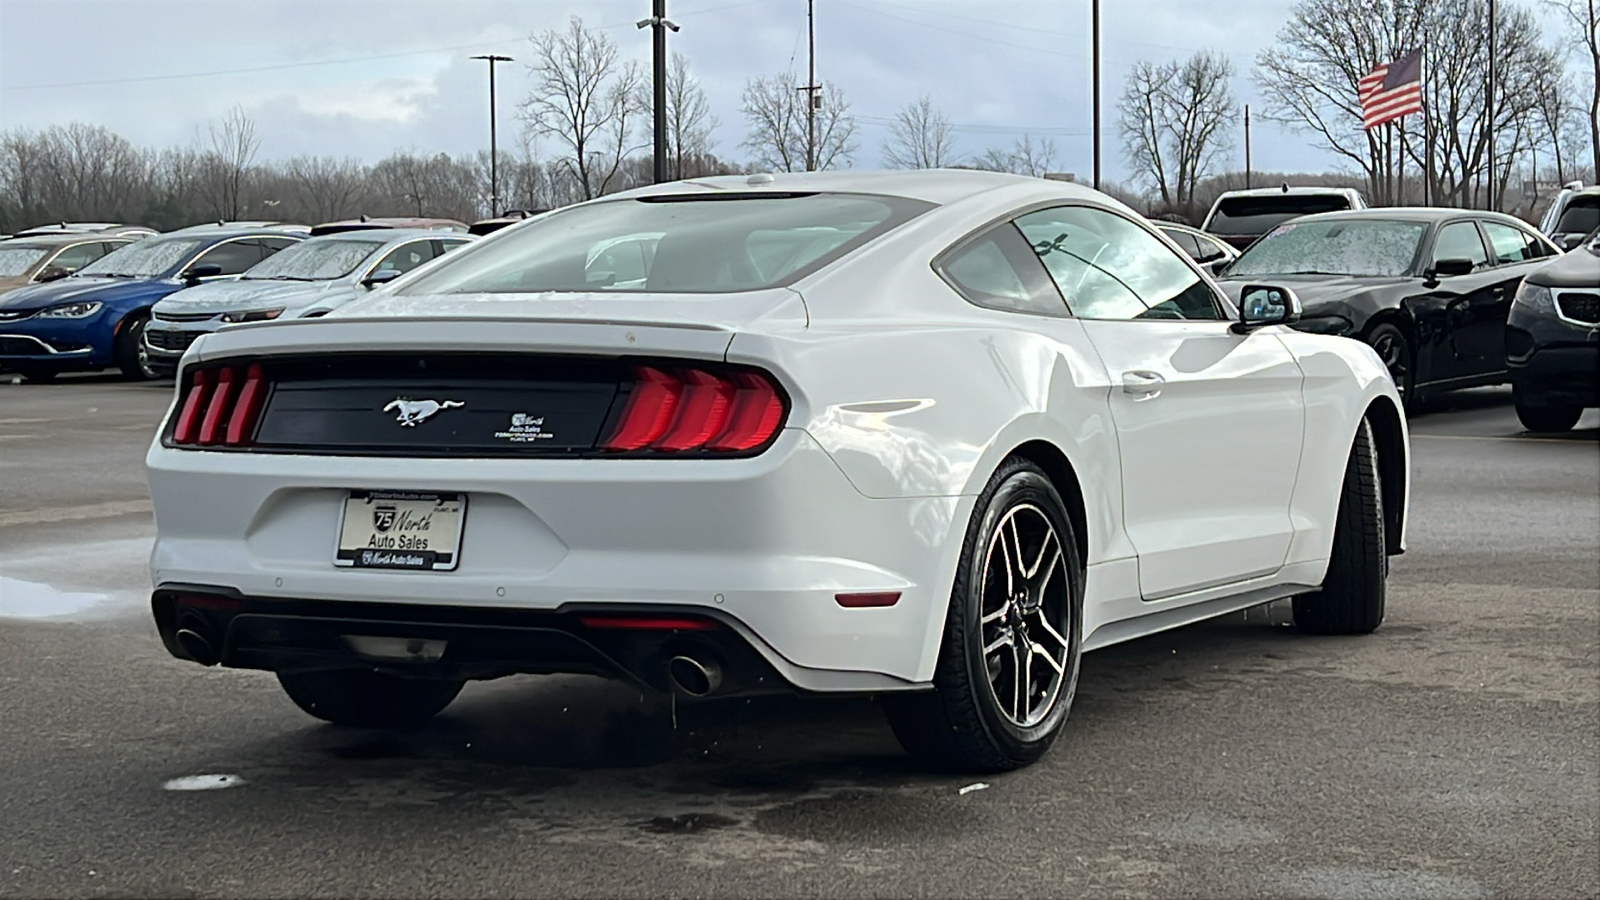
637 53 720 180
882 95 959 169
741 74 857 172
1545 0 1599 178
1257 0 1564 208
520 17 643 200
195 106 259 220
1119 61 1173 207
281 156 370 224
971 134 1059 177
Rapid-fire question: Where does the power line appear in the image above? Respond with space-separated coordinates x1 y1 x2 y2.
2 0 763 93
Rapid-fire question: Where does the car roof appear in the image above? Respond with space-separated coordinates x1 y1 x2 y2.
309 217 469 236
300 228 472 245
11 223 156 237
605 168 1101 207
150 228 306 242
1213 186 1359 199
1281 207 1534 225
0 233 137 247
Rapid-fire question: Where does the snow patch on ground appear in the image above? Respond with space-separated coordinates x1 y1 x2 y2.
0 537 150 620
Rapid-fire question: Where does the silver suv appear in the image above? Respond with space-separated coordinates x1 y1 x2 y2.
1537 183 1599 251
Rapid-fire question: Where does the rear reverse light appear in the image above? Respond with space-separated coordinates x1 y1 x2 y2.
170 363 269 448
602 365 786 454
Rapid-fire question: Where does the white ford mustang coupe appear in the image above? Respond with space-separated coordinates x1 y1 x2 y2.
146 170 1409 772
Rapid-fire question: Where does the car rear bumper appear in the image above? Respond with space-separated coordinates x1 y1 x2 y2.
147 429 967 690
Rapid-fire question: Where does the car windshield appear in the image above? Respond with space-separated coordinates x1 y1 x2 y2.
1208 194 1355 235
0 246 50 277
77 236 206 278
1553 196 1599 235
244 237 385 281
394 193 932 296
1226 219 1426 278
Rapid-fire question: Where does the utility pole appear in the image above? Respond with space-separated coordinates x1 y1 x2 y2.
1486 0 1497 210
1244 103 1252 189
471 54 513 217
637 1 680 183
798 0 819 171
1091 0 1101 189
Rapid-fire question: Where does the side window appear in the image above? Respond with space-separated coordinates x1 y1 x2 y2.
1162 229 1203 260
936 223 1067 317
373 241 433 276
44 243 104 274
1432 222 1489 269
1481 222 1542 264
1194 234 1230 262
586 238 650 287
99 241 127 258
1015 206 1224 321
191 240 263 276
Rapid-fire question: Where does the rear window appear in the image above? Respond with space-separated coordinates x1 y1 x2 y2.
395 193 932 296
1207 194 1355 236
1554 196 1600 236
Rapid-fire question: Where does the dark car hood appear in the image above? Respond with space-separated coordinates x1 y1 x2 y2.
1525 248 1600 289
1218 273 1413 313
0 275 178 313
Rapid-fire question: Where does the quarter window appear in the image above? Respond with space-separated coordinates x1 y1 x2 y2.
1431 222 1489 269
45 243 105 273
1015 206 1223 320
1481 221 1544 264
937 224 1067 317
191 240 265 276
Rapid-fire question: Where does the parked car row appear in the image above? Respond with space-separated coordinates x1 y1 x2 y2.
0 217 479 381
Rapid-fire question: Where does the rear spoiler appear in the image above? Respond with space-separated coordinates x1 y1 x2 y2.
188 316 736 367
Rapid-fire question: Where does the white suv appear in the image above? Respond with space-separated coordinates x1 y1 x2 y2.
1201 186 1368 251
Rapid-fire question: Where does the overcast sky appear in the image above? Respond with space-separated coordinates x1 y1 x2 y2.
0 0 1572 187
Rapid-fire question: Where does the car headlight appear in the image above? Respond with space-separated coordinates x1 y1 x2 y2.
1513 282 1555 314
220 307 286 323
38 301 103 318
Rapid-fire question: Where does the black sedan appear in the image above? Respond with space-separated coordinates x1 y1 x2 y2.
1218 209 1563 407
1505 227 1599 432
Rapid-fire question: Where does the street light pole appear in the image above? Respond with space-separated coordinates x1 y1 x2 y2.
637 1 680 184
1485 0 1497 210
471 54 513 216
1091 0 1101 190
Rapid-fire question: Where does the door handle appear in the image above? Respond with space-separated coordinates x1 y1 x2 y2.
1122 370 1165 399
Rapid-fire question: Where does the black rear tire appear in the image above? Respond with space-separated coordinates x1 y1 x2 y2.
277 669 464 728
1293 417 1387 635
883 457 1084 773
1515 401 1582 433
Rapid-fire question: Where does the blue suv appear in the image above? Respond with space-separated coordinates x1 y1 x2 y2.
0 227 300 381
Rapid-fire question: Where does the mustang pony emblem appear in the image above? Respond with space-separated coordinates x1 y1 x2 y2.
383 398 464 427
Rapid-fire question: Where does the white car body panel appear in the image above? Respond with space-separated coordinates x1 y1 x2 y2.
146 169 1409 692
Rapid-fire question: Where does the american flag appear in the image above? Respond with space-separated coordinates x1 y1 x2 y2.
1358 49 1423 130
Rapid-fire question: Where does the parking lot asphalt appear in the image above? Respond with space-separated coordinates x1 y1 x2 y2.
0 375 1595 899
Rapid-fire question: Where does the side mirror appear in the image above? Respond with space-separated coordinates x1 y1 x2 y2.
35 265 70 283
1428 258 1476 279
361 268 402 289
1231 284 1302 334
182 263 223 285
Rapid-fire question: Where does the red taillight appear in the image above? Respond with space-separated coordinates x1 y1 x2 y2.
602 365 786 455
171 363 269 448
172 368 215 444
577 614 719 631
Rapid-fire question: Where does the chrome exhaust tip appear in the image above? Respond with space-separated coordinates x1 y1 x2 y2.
666 655 722 697
175 626 219 666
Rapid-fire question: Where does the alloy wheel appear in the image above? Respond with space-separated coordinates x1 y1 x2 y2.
978 503 1072 728
1370 329 1410 399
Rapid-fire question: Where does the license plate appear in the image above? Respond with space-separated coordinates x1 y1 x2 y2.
335 490 466 571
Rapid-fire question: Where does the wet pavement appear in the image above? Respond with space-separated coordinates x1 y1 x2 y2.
0 377 1595 898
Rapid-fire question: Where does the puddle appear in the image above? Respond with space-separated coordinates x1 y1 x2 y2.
163 774 247 792
0 575 116 619
0 537 151 620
